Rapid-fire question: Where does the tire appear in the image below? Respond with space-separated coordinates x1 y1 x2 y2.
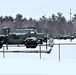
25 38 37 48
31 42 37 48
31 45 37 48
26 45 30 48
0 43 2 49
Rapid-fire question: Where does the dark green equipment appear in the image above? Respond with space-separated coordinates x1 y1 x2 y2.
0 27 48 48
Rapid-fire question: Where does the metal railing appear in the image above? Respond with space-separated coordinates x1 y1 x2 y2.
54 43 76 62
1 39 76 62
0 43 53 59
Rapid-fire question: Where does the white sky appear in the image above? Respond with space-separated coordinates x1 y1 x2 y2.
0 0 76 20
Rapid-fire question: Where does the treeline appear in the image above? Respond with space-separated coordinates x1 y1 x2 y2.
0 12 76 37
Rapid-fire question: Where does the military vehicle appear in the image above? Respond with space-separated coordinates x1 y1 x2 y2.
0 27 48 48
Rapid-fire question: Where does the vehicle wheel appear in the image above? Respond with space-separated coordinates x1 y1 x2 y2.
26 45 30 48
31 45 37 48
0 43 2 49
31 43 37 48
0 45 2 48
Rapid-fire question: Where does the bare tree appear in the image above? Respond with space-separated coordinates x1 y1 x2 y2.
15 13 23 29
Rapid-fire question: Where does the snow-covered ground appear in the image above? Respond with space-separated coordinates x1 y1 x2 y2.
0 39 76 74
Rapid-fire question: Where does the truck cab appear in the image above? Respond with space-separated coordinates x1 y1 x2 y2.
0 27 10 48
1 27 10 35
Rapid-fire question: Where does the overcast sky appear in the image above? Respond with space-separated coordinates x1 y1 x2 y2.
0 0 76 20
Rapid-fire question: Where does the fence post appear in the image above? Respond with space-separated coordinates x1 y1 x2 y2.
59 44 60 62
3 46 5 58
46 40 47 49
39 44 41 59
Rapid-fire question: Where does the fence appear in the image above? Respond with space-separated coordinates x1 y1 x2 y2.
54 43 76 61
0 43 52 59
0 39 76 62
